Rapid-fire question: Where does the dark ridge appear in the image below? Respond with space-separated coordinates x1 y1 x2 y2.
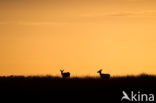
0 74 155 103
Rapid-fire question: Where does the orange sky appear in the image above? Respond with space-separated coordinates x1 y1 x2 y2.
0 0 156 76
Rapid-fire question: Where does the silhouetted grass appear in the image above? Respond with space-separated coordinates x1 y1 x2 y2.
0 74 156 102
0 73 155 80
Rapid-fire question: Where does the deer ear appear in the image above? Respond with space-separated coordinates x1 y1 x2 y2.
98 69 102 72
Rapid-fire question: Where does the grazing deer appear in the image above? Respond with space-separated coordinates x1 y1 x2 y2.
60 69 70 78
97 69 110 79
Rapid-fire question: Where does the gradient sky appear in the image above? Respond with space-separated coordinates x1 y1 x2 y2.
0 0 156 76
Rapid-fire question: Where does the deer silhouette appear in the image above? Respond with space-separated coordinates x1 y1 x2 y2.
97 69 110 79
60 69 70 78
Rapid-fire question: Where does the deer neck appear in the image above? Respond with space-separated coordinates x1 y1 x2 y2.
99 72 102 75
61 72 63 75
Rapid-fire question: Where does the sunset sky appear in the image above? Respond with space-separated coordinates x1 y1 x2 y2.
0 0 156 76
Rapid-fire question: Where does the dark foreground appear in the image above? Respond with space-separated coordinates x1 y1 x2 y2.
0 74 156 103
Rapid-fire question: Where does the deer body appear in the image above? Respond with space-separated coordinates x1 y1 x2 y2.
60 70 70 78
97 69 110 79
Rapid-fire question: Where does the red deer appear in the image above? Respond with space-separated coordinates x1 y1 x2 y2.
97 69 110 79
60 69 70 78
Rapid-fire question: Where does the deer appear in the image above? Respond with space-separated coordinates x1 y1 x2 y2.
60 69 70 78
97 69 110 79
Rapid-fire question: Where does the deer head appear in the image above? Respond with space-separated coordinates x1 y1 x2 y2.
60 69 64 73
97 69 102 74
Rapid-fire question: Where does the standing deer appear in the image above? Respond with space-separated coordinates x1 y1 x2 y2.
97 69 110 79
60 69 70 78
